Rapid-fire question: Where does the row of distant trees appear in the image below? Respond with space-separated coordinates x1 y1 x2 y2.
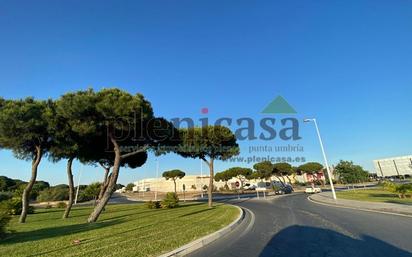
0 88 240 223
214 160 370 188
0 175 123 204
215 161 326 187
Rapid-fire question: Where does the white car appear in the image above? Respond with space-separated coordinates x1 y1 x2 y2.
305 187 322 194
243 183 257 190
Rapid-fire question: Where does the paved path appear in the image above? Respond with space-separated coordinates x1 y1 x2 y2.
187 193 412 257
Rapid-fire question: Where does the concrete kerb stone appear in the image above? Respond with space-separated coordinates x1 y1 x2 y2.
308 193 412 218
158 205 245 257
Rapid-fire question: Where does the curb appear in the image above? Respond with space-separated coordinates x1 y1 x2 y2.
307 195 412 218
158 205 245 257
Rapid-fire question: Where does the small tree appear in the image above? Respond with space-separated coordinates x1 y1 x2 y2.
298 162 324 185
177 126 239 207
59 89 179 223
224 167 252 190
214 170 232 190
253 161 275 184
125 183 135 192
82 182 102 201
162 170 185 194
273 162 293 184
48 95 92 219
334 160 369 186
0 98 53 223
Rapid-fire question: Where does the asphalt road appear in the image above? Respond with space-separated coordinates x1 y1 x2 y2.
187 193 412 257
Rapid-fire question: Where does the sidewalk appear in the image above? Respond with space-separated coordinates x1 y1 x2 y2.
309 192 412 217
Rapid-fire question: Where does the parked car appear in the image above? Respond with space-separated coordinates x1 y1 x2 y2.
274 184 294 195
243 183 257 190
305 187 322 194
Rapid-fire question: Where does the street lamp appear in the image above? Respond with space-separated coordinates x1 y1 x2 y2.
155 159 159 201
74 165 83 205
304 118 337 200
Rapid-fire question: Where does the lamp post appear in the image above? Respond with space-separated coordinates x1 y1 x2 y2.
304 118 337 200
200 159 204 198
155 159 159 201
74 165 82 205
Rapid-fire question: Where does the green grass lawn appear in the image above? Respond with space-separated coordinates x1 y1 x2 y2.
336 189 412 205
0 202 239 257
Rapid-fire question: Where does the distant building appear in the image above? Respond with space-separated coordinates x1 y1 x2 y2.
132 172 323 193
373 155 412 177
133 175 222 193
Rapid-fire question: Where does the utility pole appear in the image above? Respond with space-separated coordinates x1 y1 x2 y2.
74 165 82 205
304 118 337 200
200 159 204 198
155 159 159 201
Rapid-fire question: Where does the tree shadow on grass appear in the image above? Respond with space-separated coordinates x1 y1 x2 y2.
369 193 398 198
179 207 214 217
384 200 412 206
177 202 206 208
25 217 181 257
0 219 124 245
259 225 412 257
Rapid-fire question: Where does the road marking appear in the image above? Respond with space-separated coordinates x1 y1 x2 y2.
307 195 412 219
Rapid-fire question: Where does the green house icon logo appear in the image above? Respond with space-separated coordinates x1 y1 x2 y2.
261 96 297 114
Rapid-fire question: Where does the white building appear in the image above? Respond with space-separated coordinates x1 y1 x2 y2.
132 173 304 193
133 175 223 193
373 155 412 177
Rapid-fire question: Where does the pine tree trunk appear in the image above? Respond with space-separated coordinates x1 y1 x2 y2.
63 157 74 219
286 175 292 185
88 137 121 223
98 167 110 200
19 146 42 223
173 179 177 194
207 158 214 208
276 176 285 187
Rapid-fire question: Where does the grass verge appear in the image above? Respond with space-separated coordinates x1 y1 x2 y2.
0 202 239 257
336 189 412 205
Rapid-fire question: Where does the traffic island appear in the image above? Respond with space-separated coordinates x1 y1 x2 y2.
308 192 412 217
158 205 244 257
0 202 241 257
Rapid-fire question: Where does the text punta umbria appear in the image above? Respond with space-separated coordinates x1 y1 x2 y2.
171 117 301 141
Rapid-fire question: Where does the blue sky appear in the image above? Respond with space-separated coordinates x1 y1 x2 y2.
0 0 411 185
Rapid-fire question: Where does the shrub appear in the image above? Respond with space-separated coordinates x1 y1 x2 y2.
4 197 34 215
37 187 69 202
161 192 179 209
382 181 397 192
79 182 101 202
146 200 161 209
0 192 13 202
0 202 11 238
382 182 412 198
0 204 11 238
56 202 67 208
396 183 412 198
125 183 135 192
